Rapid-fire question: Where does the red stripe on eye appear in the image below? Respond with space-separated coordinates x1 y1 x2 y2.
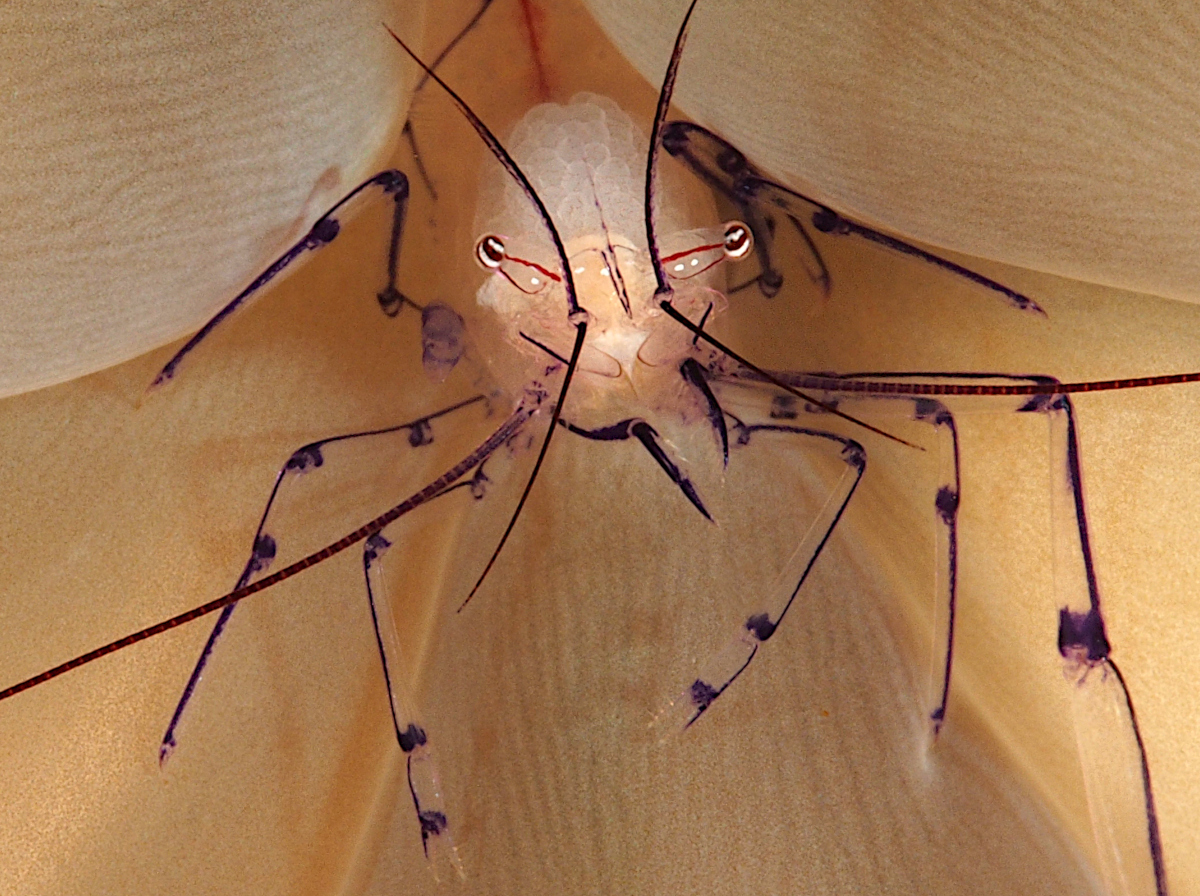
660 241 724 265
505 254 563 282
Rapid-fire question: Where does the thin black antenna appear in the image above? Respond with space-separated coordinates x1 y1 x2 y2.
659 301 922 449
385 25 584 322
385 23 593 608
413 0 497 93
645 0 700 299
639 1 917 450
460 322 589 611
0 408 534 705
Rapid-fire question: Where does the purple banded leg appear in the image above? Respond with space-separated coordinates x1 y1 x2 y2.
152 170 411 388
363 521 478 880
660 120 1044 315
150 1 503 389
659 121 801 298
158 396 487 765
651 377 961 737
650 414 867 735
773 373 968 737
780 370 1166 894
1044 393 1167 896
914 396 961 736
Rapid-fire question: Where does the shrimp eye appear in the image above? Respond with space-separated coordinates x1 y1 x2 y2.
476 234 505 269
723 221 752 259
475 235 561 294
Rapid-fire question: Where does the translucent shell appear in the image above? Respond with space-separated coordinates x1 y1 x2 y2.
661 222 754 281
474 234 562 295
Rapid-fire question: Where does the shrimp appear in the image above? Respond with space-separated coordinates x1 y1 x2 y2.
2 1 1198 894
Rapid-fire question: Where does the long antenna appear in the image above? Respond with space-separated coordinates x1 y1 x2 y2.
644 0 698 298
642 1 918 451
664 302 1200 397
384 25 584 322
460 323 589 610
659 302 921 448
0 408 533 705
385 24 592 608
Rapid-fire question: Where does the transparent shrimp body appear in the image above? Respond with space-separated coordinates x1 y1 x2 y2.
472 94 748 417
465 94 1168 896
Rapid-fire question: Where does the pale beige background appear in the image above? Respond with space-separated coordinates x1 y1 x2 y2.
2 1 1200 894
587 0 1200 304
0 0 418 396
